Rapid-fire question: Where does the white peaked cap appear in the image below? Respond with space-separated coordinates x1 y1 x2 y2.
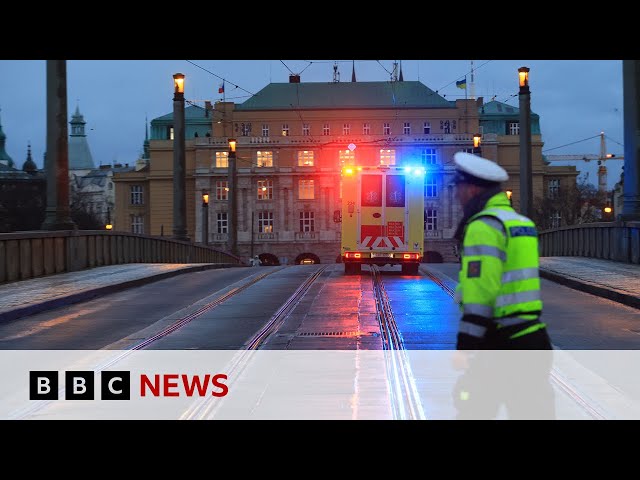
453 152 509 183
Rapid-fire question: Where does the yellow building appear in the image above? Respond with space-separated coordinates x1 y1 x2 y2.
114 74 576 264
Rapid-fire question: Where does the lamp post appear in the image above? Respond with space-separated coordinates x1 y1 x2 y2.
227 138 238 255
506 189 513 206
472 133 482 156
172 73 189 242
201 190 209 245
518 66 533 218
105 206 113 230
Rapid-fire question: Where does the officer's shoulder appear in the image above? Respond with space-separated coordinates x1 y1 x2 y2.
466 215 507 237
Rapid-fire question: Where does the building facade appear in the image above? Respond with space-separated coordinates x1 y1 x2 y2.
114 74 576 264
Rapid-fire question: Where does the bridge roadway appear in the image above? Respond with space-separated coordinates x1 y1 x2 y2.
0 258 639 419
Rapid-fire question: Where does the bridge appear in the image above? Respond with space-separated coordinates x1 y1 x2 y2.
0 224 639 419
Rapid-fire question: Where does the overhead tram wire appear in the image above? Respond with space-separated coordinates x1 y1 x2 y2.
185 60 258 98
542 134 602 153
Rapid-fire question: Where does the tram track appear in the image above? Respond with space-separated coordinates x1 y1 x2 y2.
370 265 426 420
10 265 324 420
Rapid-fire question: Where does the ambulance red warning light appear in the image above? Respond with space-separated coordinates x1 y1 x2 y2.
340 165 425 275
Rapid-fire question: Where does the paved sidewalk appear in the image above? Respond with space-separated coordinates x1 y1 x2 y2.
539 257 640 309
0 263 240 322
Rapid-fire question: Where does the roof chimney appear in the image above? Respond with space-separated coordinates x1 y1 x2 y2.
289 74 300 83
204 101 212 117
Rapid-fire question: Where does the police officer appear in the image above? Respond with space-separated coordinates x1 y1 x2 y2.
451 152 554 419
452 151 551 350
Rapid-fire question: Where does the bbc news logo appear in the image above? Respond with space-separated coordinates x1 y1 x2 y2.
29 371 229 400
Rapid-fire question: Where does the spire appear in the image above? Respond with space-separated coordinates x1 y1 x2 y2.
22 142 37 173
399 60 404 82
142 116 150 160
0 107 15 168
351 60 356 82
70 103 86 137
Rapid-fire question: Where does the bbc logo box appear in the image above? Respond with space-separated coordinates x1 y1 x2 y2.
29 371 130 400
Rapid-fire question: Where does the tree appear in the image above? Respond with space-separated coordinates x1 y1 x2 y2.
532 174 607 230
69 178 105 230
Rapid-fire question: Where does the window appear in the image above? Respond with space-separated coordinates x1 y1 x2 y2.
262 124 269 137
300 211 315 232
383 122 391 135
403 122 411 135
422 148 437 165
441 120 451 134
131 215 144 234
424 174 438 197
282 124 289 136
363 123 371 135
303 123 310 136
167 126 174 140
550 211 561 229
258 211 274 233
339 149 355 165
215 180 228 201
297 150 314 166
257 179 273 200
423 121 431 134
299 179 315 199
379 149 396 165
216 212 228 233
425 209 437 231
459 148 474 154
323 123 330 136
509 121 520 135
549 179 560 197
241 123 251 136
130 185 143 205
215 151 228 168
257 150 273 167
343 123 351 135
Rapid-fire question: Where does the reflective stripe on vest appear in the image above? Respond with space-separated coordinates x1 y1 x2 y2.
459 320 487 338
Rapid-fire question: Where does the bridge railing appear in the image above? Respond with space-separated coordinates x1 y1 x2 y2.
538 221 640 264
0 230 243 284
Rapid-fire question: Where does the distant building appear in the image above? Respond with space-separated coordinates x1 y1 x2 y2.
0 143 45 232
113 70 577 263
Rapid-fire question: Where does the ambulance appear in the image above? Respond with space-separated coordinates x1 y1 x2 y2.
340 164 425 275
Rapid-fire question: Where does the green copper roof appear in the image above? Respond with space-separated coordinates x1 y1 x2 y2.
153 105 212 123
237 81 454 110
479 100 538 118
479 100 541 135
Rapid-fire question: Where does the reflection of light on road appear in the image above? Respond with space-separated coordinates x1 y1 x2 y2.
1 307 99 341
350 349 360 420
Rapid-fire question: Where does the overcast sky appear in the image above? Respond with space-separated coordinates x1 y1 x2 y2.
0 60 625 189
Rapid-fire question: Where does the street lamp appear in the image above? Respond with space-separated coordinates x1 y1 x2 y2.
518 66 533 218
172 73 189 242
473 133 482 155
227 137 238 255
201 190 209 245
505 189 513 206
105 206 113 230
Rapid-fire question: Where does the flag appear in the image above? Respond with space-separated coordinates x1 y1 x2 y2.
456 78 467 89
218 82 225 94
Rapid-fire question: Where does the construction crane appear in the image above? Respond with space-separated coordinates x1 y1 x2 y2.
545 132 624 193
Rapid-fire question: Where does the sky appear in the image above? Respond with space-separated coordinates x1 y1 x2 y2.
0 60 625 190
